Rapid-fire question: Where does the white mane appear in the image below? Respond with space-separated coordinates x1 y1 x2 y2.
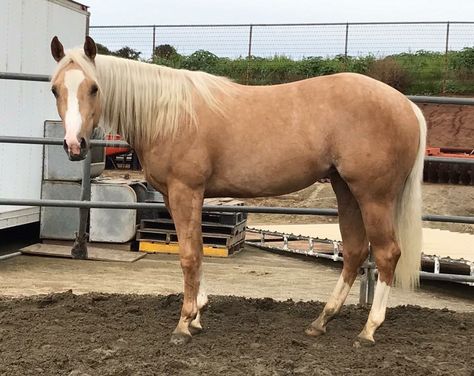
52 49 235 145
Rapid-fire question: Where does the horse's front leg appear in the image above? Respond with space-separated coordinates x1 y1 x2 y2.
167 181 204 345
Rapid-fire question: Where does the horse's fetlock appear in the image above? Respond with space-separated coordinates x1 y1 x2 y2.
182 306 198 321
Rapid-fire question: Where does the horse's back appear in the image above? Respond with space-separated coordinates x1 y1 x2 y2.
183 72 420 198
208 72 418 167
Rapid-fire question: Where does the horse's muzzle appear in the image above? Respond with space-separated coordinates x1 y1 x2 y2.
63 137 89 161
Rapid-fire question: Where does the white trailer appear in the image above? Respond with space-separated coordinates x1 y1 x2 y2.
0 0 89 229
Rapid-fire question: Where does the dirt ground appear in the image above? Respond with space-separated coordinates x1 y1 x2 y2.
420 103 474 148
0 290 472 376
0 247 473 375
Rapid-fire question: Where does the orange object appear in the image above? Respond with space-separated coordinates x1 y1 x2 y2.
425 147 474 159
105 134 131 157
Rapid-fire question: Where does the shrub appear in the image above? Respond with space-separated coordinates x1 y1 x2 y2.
345 55 376 74
181 50 220 72
367 57 412 92
96 43 112 55
112 47 141 60
142 44 474 95
153 44 179 60
450 47 474 80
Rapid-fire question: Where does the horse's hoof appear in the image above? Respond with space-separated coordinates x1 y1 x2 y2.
189 325 203 336
170 332 192 345
353 337 375 348
71 250 88 260
305 325 326 337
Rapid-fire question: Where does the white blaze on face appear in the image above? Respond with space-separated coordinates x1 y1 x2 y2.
64 69 85 154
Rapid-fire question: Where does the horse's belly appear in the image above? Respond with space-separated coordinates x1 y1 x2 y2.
205 158 331 198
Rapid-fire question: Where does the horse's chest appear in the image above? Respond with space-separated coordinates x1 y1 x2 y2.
142 163 169 196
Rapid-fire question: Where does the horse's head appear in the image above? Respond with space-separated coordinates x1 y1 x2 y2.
50 36 101 161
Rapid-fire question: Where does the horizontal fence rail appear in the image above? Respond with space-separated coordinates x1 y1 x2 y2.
0 136 129 148
91 21 474 28
419 271 474 283
0 198 473 224
0 72 51 82
424 156 474 165
407 96 474 106
0 136 472 224
3 71 474 106
1 136 473 165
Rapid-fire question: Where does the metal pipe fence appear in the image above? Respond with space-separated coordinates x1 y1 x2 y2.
1 72 473 303
0 132 473 295
0 197 473 224
5 66 474 104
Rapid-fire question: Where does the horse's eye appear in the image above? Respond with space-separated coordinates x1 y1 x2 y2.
90 85 99 96
51 87 58 98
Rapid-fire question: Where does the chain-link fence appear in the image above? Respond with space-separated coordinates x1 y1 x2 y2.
90 22 474 95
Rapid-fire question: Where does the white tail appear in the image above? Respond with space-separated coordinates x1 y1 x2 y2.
394 102 427 290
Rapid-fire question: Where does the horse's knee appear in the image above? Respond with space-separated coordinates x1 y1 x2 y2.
180 254 201 272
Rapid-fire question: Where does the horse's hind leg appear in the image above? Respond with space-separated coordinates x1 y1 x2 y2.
306 173 369 337
354 199 400 346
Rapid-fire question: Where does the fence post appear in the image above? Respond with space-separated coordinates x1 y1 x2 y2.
442 21 450 95
359 246 375 306
344 22 349 71
246 24 253 85
152 25 156 59
71 151 91 259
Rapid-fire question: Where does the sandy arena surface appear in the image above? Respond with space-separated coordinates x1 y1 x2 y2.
0 248 473 376
420 103 474 148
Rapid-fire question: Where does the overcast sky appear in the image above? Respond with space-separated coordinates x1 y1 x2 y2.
85 0 474 25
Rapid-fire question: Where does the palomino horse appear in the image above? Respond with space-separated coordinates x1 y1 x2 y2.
50 36 426 346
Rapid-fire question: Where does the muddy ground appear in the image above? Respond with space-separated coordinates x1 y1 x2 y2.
0 291 472 376
420 103 474 148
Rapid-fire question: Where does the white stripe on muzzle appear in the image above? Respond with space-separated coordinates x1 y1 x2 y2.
64 69 85 153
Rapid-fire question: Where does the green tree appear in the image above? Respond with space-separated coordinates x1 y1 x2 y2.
182 50 219 71
113 47 141 60
154 44 179 59
96 43 112 55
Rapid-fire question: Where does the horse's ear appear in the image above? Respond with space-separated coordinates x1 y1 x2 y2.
84 36 97 62
51 36 65 62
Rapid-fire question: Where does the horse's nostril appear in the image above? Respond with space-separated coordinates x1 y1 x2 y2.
63 139 69 153
80 137 89 150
